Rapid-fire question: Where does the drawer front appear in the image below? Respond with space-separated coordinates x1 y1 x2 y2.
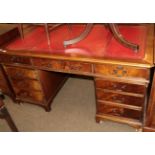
62 61 92 73
96 89 144 107
5 66 38 80
94 64 149 80
10 79 42 91
97 102 142 120
95 78 146 94
32 58 92 73
32 58 62 70
15 89 44 103
0 54 31 65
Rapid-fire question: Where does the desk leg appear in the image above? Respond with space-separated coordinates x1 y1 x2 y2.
0 106 18 132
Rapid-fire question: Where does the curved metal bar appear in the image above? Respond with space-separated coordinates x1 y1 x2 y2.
109 24 139 52
18 24 24 40
63 23 94 47
48 23 63 30
44 23 51 46
45 24 72 46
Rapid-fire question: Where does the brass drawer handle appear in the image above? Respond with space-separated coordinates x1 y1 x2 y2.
112 84 127 90
112 108 124 115
11 56 20 62
15 72 23 78
11 56 25 63
112 66 127 77
70 65 82 71
116 65 123 70
115 99 123 103
62 61 83 71
46 63 52 68
121 85 126 89
113 84 117 88
112 96 125 103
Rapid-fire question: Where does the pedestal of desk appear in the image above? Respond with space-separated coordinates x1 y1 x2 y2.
93 64 150 130
0 64 67 112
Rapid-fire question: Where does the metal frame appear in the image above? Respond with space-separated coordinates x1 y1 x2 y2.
17 23 139 52
0 96 18 132
109 24 139 52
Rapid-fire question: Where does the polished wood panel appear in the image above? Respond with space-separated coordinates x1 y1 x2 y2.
3 65 67 111
95 78 146 94
94 76 148 129
32 58 62 69
97 102 142 120
15 89 44 103
32 58 92 74
96 89 144 107
94 64 150 80
37 70 67 101
10 79 42 91
0 54 31 65
4 66 38 80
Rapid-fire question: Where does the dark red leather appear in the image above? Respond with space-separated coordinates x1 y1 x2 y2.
6 24 147 60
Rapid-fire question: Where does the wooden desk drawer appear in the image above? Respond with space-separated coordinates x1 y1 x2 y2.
62 61 92 73
0 54 31 65
95 78 146 94
97 102 142 120
94 64 149 80
16 89 44 103
32 58 92 73
96 89 144 107
11 79 42 91
32 58 62 70
5 66 38 80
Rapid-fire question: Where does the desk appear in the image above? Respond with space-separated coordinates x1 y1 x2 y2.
0 24 154 130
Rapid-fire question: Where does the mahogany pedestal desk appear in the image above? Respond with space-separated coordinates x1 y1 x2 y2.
0 24 154 130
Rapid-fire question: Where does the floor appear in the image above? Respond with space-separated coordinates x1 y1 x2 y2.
0 76 135 132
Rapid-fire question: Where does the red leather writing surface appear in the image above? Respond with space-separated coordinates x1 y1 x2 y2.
6 24 147 60
105 25 147 59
